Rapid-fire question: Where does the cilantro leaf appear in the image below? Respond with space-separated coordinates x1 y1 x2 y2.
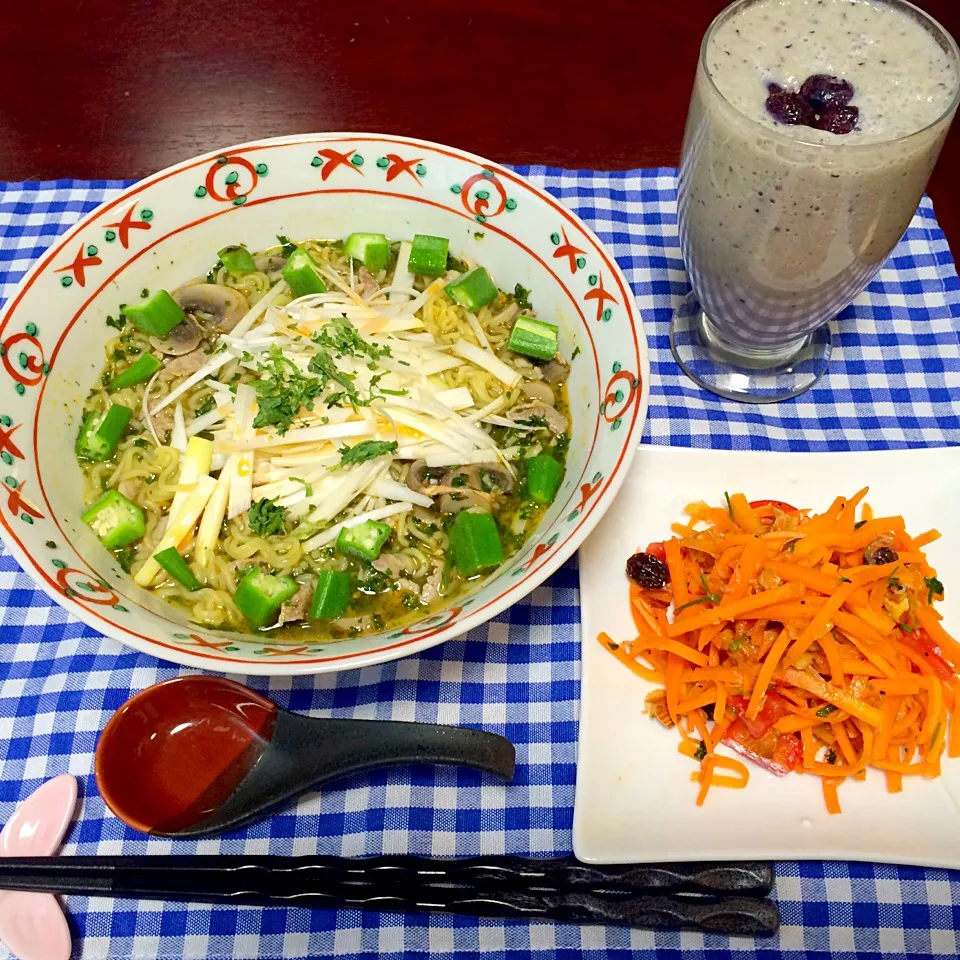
276 234 298 257
105 314 126 331
925 575 944 604
337 440 398 467
248 498 287 536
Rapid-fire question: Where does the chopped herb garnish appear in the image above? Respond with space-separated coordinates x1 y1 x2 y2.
784 539 799 553
132 437 148 448
253 346 325 434
307 347 364 405
606 639 619 651
378 388 408 396
816 704 837 718
115 546 137 573
450 475 468 488
105 314 125 331
570 345 581 361
924 576 944 604
825 748 837 765
513 283 533 310
724 491 733 519
140 288 150 299
276 234 298 257
337 439 398 467
313 317 390 362
694 741 707 761
897 621 915 633
728 636 746 652
839 576 852 583
247 498 287 537
854 519 868 529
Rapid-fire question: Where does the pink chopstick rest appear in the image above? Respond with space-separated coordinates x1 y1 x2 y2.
0 775 77 960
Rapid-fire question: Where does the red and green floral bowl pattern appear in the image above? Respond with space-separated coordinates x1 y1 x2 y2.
0 134 649 675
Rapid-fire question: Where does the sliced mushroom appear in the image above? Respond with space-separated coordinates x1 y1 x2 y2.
254 254 287 277
507 401 568 436
150 316 201 356
521 380 555 405
171 283 249 333
478 463 514 495
407 460 447 494
444 464 482 490
540 354 571 385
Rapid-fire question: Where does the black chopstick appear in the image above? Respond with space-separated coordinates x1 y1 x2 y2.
0 856 779 936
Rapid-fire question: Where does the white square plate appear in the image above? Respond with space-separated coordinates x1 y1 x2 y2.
574 445 960 867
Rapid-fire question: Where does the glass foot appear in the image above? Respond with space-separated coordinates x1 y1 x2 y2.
669 294 832 403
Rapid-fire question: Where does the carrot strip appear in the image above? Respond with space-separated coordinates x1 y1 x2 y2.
745 629 791 720
668 583 804 637
782 667 883 727
597 633 664 682
635 637 710 668
915 604 960 669
767 560 841 596
817 629 845 684
728 493 761 534
911 529 941 549
784 581 858 666
664 538 688 607
665 653 683 724
822 778 842 815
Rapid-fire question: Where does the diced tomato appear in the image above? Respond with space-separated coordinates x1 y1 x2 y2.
772 732 804 772
904 628 955 681
749 499 799 515
722 719 794 777
728 691 790 738
645 541 667 562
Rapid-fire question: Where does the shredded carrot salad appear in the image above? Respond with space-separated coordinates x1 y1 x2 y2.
599 489 958 814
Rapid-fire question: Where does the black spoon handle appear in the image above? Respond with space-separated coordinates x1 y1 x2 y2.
0 857 779 936
275 713 518 783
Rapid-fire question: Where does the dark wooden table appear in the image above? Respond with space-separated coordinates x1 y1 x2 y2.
1 0 957 250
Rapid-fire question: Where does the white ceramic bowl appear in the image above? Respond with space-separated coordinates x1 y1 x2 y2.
0 134 648 674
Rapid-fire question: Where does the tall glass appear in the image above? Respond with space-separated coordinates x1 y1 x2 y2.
672 0 960 403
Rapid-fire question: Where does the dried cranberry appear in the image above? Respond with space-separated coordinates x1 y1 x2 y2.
626 552 670 589
800 74 855 112
815 104 860 135
867 545 899 566
765 92 816 127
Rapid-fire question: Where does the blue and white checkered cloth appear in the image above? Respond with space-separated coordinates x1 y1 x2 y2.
1 170 959 960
